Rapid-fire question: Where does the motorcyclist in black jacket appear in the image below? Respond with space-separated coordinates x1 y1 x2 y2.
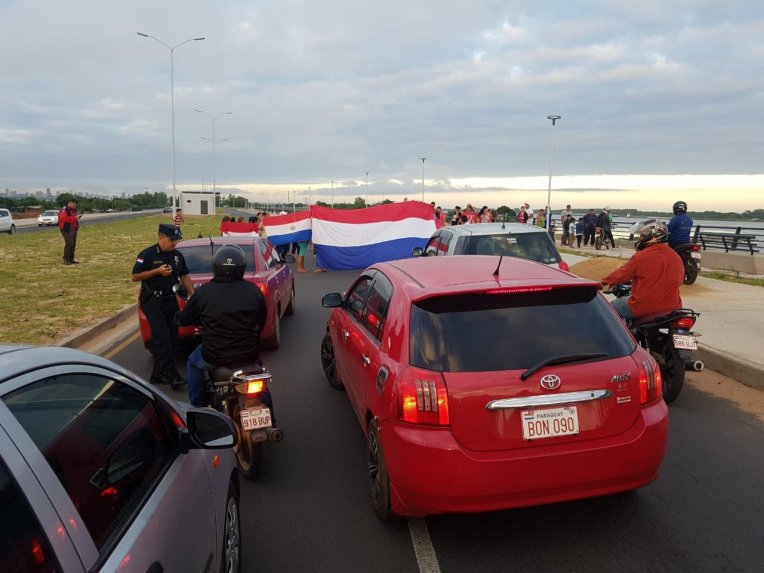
175 244 268 407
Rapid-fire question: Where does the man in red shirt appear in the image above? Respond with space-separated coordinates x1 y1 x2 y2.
58 200 82 264
601 221 684 320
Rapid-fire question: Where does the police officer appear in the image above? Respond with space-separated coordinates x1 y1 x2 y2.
131 224 195 388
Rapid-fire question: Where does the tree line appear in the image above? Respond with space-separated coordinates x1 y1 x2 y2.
0 191 169 213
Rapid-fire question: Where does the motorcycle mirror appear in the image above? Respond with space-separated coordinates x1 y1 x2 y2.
172 283 188 299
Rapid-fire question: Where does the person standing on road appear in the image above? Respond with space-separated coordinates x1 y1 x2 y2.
601 221 684 320
175 244 270 410
131 224 195 389
582 208 597 246
58 200 82 264
667 200 694 247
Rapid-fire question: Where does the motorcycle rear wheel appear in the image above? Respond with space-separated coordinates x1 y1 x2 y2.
234 413 263 479
595 236 602 250
683 257 699 285
658 344 685 404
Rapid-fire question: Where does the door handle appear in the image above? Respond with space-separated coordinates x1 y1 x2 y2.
362 354 371 367
342 329 349 340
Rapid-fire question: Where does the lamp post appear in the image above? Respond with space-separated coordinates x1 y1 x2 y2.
137 32 205 218
545 115 561 232
419 157 426 201
331 180 334 208
365 171 369 206
195 109 231 202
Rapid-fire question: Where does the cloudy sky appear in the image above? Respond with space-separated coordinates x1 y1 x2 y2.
1 0 762 211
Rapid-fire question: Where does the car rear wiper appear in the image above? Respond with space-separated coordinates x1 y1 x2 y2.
521 353 607 381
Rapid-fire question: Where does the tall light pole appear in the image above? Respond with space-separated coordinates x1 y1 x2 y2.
365 171 369 206
419 157 426 201
195 109 231 208
546 115 562 232
137 32 205 217
331 180 335 208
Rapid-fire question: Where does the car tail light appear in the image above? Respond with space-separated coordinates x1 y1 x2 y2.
485 286 553 295
396 367 449 426
255 281 268 297
638 358 662 405
672 316 695 330
558 261 570 272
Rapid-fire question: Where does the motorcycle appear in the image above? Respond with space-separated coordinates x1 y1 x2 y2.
671 242 702 285
609 283 703 404
594 227 611 251
204 363 283 479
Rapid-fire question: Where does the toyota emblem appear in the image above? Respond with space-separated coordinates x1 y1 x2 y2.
539 374 561 391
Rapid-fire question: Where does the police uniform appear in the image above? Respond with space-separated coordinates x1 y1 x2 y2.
132 224 189 387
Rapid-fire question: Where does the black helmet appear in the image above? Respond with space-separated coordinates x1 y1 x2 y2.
213 244 246 279
672 201 687 215
635 220 669 251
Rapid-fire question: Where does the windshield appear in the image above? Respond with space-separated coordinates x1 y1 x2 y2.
179 244 256 274
409 289 634 372
43 210 58 216
462 233 560 263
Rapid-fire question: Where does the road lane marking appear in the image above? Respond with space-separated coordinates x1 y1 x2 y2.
408 518 441 573
104 330 141 360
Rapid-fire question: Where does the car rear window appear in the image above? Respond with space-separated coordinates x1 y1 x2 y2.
180 245 256 274
462 233 560 263
409 288 634 372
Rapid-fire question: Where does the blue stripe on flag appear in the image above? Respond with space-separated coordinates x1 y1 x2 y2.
315 237 427 270
267 229 312 246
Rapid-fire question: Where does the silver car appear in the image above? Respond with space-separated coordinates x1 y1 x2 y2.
414 222 569 271
38 210 60 226
0 345 241 572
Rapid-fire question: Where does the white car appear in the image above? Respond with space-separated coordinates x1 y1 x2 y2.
38 210 60 226
0 209 15 234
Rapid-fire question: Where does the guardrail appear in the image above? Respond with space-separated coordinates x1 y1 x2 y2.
692 225 760 255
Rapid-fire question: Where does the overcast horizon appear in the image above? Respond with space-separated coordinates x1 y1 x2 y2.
1 0 762 211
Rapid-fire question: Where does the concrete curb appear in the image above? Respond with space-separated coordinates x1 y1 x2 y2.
59 304 138 350
696 346 764 392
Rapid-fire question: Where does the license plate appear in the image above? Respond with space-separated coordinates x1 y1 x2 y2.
673 334 698 350
690 252 701 260
521 406 579 441
240 407 272 431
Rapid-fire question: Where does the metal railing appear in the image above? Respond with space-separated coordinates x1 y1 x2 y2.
692 224 760 255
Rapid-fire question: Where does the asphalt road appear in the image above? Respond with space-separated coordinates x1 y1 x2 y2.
12 209 168 234
109 266 764 573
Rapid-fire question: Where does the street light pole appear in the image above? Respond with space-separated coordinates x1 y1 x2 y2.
137 32 205 218
195 110 231 203
545 115 562 232
365 171 369 206
331 180 334 208
419 157 426 201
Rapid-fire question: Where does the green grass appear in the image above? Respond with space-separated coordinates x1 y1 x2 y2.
0 216 224 345
700 270 764 288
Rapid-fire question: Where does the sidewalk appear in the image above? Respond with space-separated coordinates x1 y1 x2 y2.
562 246 764 391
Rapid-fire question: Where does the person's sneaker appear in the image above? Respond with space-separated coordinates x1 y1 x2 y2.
168 371 187 390
70 260 80 264
149 367 166 386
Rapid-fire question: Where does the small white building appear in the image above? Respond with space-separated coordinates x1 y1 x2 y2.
179 191 217 216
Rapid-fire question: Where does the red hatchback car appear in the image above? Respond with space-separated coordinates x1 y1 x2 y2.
139 236 296 350
320 255 668 519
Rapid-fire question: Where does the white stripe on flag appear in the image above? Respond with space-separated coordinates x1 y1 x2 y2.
313 218 435 247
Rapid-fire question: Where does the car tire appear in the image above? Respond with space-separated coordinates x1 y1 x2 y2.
221 481 241 573
367 419 398 521
321 334 344 390
263 314 281 350
8 224 15 235
658 345 685 404
285 283 296 316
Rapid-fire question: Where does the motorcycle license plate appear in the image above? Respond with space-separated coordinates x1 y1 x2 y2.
672 334 698 350
690 252 701 260
240 407 272 431
521 407 579 441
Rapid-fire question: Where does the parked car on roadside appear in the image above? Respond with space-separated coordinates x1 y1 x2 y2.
0 209 15 234
138 236 296 351
413 222 569 271
37 210 60 226
320 255 668 519
0 345 241 572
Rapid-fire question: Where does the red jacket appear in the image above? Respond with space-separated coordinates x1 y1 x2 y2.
58 207 79 232
603 243 684 318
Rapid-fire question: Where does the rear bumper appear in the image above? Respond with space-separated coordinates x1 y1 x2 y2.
379 399 668 517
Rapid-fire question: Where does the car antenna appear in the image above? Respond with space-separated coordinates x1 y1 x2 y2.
492 256 503 277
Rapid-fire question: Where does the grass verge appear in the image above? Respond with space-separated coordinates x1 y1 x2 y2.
0 215 223 345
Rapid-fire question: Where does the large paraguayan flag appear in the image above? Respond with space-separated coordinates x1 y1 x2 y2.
310 202 436 270
262 210 312 246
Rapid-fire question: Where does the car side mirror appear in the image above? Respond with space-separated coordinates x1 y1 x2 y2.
185 409 238 449
322 293 343 308
411 246 424 257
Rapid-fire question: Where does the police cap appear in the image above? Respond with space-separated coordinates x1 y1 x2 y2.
158 224 183 240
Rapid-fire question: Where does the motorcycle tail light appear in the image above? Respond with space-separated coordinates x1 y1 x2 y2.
691 244 701 252
396 367 450 426
673 317 695 330
235 379 268 395
638 357 662 405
